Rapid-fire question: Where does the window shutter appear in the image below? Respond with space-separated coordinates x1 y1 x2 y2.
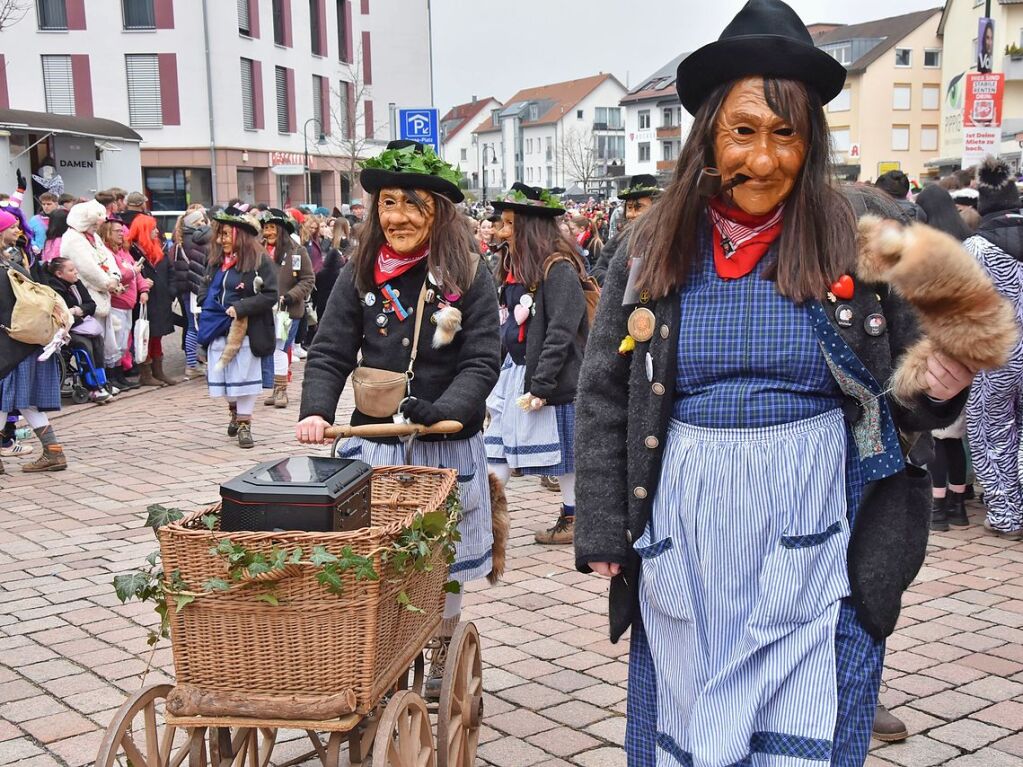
126 54 162 128
312 75 322 132
276 66 289 133
42 55 75 116
241 58 255 129
238 0 250 34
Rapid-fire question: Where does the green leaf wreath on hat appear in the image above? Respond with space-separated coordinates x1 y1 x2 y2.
361 143 462 188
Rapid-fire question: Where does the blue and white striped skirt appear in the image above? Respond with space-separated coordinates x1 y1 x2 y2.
336 433 494 584
0 354 61 413
628 409 857 767
484 359 575 476
206 336 264 399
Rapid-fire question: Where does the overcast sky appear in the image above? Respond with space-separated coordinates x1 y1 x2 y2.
430 0 942 112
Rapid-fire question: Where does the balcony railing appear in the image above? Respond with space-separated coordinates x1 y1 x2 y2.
657 125 681 139
656 159 676 171
593 122 624 131
1004 54 1023 81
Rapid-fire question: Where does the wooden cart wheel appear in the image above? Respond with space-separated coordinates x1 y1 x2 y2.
94 683 198 767
436 623 483 767
372 690 436 767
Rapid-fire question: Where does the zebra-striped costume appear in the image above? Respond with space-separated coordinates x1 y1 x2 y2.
964 233 1023 534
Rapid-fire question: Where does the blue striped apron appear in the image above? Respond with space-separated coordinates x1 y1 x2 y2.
337 433 494 584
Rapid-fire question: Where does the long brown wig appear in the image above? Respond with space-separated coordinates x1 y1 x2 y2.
352 190 476 295
207 226 265 274
631 77 856 303
497 213 584 289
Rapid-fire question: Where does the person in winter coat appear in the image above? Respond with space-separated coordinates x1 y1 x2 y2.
258 208 314 408
197 211 278 448
964 157 1023 540
174 207 212 379
42 208 68 263
126 205 178 387
100 221 149 391
46 257 112 404
0 210 68 473
60 201 121 364
297 140 501 697
573 3 975 764
484 183 588 545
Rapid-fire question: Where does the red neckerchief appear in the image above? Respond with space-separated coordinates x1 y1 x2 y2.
707 196 785 280
374 242 429 286
222 254 237 271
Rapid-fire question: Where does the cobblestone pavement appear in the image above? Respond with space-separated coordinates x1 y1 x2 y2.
1 362 1022 766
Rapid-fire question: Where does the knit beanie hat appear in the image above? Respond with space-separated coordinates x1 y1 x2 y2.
977 156 1021 216
0 210 17 232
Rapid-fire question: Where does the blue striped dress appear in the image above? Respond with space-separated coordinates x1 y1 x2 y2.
626 246 883 767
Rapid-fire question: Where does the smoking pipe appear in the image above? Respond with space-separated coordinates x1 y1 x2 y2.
697 167 751 197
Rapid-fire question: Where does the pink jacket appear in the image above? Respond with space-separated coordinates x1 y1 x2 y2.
110 247 149 310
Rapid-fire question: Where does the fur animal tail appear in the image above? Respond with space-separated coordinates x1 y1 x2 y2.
487 471 508 585
432 305 462 349
214 316 249 371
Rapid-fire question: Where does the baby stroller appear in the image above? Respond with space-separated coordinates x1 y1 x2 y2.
59 343 111 405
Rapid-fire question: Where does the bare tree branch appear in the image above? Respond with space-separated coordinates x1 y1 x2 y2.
559 126 599 191
0 0 29 32
323 40 391 200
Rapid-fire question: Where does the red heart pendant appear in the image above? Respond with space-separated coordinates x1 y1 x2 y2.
830 275 854 300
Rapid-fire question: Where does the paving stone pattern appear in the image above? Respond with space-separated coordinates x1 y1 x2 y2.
1 364 1022 765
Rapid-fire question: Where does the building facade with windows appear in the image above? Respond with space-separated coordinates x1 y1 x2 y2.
0 0 432 211
815 8 944 183
620 53 691 186
471 74 628 198
438 96 502 195
934 0 1023 175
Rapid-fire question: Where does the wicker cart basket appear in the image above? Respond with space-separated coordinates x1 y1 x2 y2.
157 466 457 717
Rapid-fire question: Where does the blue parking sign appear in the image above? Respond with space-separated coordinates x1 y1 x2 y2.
399 108 440 151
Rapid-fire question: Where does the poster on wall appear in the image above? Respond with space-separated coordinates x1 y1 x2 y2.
977 17 995 74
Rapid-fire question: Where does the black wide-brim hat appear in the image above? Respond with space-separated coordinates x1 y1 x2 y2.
360 140 464 203
619 174 662 201
212 211 261 237
259 207 296 235
676 0 847 116
491 182 565 218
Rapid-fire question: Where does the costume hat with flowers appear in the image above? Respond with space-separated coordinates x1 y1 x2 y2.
360 140 464 203
259 207 297 235
491 182 565 218
213 207 261 237
618 174 662 201
675 0 846 115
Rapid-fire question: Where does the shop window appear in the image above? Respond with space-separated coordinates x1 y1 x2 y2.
144 168 212 211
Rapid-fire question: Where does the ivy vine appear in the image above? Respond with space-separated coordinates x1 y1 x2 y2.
114 493 462 646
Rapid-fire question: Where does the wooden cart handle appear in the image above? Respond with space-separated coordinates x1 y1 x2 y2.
323 420 464 439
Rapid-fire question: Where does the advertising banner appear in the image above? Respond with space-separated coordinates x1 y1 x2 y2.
978 17 995 74
962 72 1004 167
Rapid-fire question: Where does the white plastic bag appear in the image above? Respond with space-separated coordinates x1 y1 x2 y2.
133 304 151 364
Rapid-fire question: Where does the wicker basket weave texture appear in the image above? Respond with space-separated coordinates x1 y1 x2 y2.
157 466 456 716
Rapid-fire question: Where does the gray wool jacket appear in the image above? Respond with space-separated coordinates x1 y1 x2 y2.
574 235 966 643
522 260 588 405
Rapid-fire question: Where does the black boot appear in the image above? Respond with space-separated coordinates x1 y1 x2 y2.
930 495 950 532
946 490 969 527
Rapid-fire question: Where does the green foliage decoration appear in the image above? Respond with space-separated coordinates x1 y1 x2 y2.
360 143 462 188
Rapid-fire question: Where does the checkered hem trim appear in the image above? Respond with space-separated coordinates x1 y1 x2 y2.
655 730 832 765
635 537 674 560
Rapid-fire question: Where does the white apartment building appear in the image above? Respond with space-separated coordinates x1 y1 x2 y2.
439 96 501 193
0 0 432 212
471 74 628 199
621 53 691 186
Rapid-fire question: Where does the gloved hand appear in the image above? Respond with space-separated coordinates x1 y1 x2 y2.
15 169 26 192
282 293 295 307
401 397 445 426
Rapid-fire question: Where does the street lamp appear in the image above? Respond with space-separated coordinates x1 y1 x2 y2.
481 144 498 204
304 117 327 205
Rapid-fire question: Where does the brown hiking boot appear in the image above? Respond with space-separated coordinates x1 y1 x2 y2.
272 375 289 408
237 421 254 449
152 357 180 386
424 616 458 700
138 362 164 387
227 409 239 437
534 512 574 545
22 445 67 473
872 703 908 742
540 475 560 492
